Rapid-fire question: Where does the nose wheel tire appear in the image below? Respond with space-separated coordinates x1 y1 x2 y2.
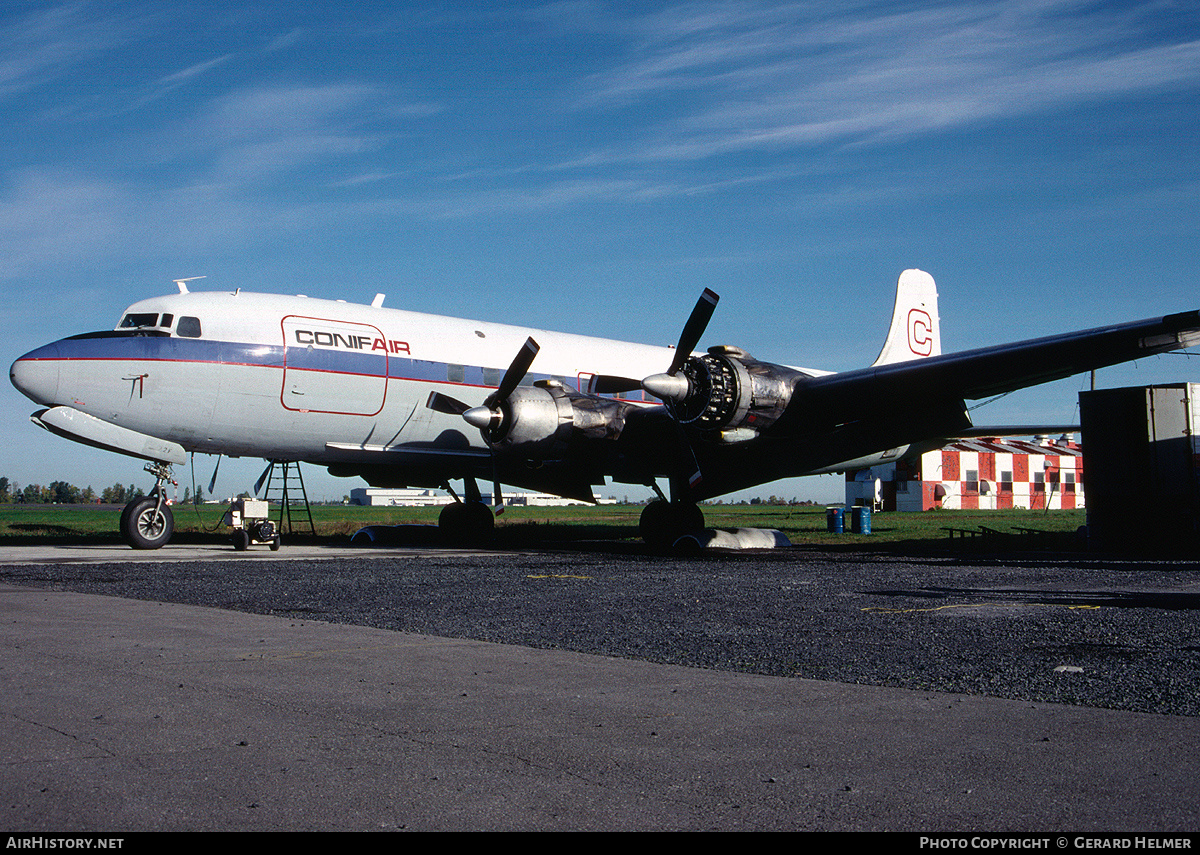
121 497 174 550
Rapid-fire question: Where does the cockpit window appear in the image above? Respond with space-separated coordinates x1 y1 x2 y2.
120 313 160 329
176 316 202 338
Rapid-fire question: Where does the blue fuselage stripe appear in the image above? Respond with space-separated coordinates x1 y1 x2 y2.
18 335 575 393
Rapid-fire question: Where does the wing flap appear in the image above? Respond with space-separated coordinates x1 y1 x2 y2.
323 442 598 503
325 441 489 460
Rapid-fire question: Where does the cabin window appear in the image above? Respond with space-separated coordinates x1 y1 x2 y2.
446 364 465 384
482 367 502 387
177 316 202 338
120 313 159 328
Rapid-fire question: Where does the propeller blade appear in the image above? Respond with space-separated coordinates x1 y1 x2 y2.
646 289 719 496
588 374 642 395
254 460 274 496
667 289 719 376
207 455 222 495
669 418 704 492
492 462 504 514
590 292 719 400
494 337 540 403
426 390 471 416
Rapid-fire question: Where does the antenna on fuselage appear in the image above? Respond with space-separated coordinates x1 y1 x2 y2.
173 276 206 294
372 294 386 307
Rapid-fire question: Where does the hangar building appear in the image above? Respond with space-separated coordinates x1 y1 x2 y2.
349 488 613 507
845 435 1084 512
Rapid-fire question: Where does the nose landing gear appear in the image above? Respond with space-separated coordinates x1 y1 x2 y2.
119 462 176 549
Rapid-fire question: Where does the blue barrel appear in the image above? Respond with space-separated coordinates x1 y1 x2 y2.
826 507 845 533
851 506 872 534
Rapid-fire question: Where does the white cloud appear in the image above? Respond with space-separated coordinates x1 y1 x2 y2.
0 2 139 97
156 83 390 183
574 1 1200 162
0 169 136 280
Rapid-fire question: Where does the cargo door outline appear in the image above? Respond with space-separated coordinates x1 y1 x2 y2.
281 316 387 416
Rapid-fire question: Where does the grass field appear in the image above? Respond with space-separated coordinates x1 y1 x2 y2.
0 501 1087 549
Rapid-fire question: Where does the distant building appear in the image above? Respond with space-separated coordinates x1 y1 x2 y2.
350 488 454 507
349 488 615 507
845 435 1084 512
485 493 617 507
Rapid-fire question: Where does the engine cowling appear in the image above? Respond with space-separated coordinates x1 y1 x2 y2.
477 380 633 458
668 346 802 438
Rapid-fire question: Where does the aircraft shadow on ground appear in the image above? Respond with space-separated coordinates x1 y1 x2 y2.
862 585 1200 611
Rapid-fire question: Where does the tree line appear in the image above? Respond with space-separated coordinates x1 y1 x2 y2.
0 477 207 505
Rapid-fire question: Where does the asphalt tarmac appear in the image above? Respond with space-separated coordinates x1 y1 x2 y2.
0 539 1198 832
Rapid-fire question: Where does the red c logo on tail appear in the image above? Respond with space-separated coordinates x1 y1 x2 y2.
908 309 933 356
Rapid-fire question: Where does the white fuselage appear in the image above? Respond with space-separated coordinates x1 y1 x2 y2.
12 289 679 465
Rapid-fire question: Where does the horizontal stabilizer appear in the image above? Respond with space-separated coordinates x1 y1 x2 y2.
954 425 1080 438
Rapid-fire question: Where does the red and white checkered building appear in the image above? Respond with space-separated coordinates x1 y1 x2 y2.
846 436 1084 511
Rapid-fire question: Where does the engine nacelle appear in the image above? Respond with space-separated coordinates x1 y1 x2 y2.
671 346 802 438
482 380 632 458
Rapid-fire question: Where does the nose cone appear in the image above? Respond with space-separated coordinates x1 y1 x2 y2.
10 342 60 406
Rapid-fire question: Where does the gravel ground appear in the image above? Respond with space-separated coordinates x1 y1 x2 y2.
3 546 1199 717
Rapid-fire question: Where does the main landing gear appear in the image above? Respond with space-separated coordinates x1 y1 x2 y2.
431 478 705 550
639 499 704 550
438 500 494 543
120 462 176 550
437 478 495 544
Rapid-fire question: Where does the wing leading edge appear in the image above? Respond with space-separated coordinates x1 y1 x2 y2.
784 309 1200 435
644 307 1200 502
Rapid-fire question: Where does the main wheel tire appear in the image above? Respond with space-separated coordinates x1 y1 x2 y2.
640 500 704 549
121 497 174 550
438 501 495 544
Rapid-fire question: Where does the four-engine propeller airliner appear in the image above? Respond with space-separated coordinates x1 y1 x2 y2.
10 270 1200 549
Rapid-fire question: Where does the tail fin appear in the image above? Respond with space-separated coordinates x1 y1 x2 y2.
872 269 941 366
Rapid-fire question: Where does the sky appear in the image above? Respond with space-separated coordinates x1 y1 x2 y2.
2 0 1200 505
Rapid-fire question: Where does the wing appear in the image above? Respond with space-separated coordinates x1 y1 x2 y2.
421 277 1200 505
608 306 1200 501
791 310 1200 420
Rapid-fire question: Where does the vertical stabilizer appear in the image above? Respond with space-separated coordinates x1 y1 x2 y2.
872 269 940 366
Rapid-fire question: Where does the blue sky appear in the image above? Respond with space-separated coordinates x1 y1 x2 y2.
3 0 1200 504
